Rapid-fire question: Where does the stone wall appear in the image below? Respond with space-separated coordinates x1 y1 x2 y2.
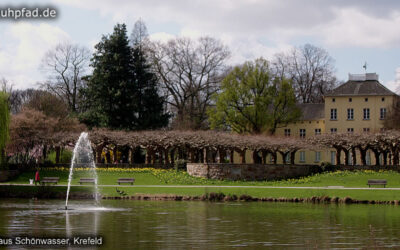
187 163 317 181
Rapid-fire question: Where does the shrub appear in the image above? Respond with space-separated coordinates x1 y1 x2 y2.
320 162 335 172
174 159 187 171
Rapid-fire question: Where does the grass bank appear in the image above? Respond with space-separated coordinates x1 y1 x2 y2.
6 167 400 187
1 168 400 202
1 185 400 203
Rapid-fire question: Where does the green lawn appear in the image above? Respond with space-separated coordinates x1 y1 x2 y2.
3 168 400 201
7 168 400 187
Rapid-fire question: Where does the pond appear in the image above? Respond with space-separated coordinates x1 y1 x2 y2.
0 199 400 249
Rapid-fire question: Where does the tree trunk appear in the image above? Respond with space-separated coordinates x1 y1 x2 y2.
151 150 156 164
279 151 287 164
272 151 277 165
96 147 103 163
113 147 118 163
129 148 134 164
359 148 367 166
335 147 342 165
170 148 175 164
290 151 297 165
343 149 349 165
393 149 399 166
236 150 246 164
383 151 388 165
252 150 261 164
145 148 152 164
189 149 196 163
203 148 208 163
352 147 357 165
219 148 226 163
372 149 380 166
55 146 61 164
164 148 170 164
261 150 268 164
42 145 47 163
230 150 234 163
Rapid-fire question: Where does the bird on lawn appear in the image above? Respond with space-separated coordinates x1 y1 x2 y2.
116 188 127 196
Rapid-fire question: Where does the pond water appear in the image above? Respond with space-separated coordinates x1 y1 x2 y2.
1 199 400 249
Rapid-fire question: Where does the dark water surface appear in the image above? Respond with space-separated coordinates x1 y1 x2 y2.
0 199 400 249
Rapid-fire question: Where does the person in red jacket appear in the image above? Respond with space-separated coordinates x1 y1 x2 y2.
35 170 40 185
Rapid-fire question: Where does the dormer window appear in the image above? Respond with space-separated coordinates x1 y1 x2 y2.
382 97 385 102
332 98 335 102
349 98 352 102
365 98 368 102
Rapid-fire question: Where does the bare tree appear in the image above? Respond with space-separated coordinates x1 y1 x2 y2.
149 36 230 129
130 18 149 48
40 42 91 113
272 44 337 103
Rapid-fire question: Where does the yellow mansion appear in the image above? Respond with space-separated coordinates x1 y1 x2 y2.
238 73 399 165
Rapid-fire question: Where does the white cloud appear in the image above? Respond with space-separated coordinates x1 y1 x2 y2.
0 22 70 89
386 67 400 93
321 8 400 48
149 32 175 43
53 0 400 49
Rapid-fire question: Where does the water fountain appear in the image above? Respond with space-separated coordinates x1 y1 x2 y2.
65 132 99 210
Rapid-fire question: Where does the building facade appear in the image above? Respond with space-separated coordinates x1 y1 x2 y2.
236 73 398 165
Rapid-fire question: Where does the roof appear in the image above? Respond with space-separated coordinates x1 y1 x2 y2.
297 103 325 120
325 80 397 97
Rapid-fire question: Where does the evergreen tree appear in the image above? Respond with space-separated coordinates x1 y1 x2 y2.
81 24 137 129
81 22 169 130
130 19 169 129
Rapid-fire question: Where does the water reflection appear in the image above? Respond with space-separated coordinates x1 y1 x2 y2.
1 199 400 249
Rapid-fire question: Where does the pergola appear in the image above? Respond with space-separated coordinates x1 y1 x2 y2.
7 129 400 166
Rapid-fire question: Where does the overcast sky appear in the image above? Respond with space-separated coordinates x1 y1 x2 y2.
1 0 400 92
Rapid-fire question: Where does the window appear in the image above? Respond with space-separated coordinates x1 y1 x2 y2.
330 109 337 120
365 98 368 102
315 128 321 135
347 108 354 120
315 152 321 162
332 98 335 102
299 151 305 162
330 151 336 165
349 98 352 102
382 97 385 102
366 151 371 165
380 108 386 120
299 129 306 138
363 128 370 133
330 128 337 134
347 128 354 133
363 108 370 120
285 154 291 163
347 151 353 165
284 129 291 137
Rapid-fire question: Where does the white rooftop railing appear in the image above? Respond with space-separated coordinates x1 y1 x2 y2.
348 73 379 81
